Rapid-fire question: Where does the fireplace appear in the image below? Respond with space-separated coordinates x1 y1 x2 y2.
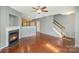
9 29 19 46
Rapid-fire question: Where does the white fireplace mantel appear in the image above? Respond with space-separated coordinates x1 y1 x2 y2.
6 26 20 31
6 26 20 47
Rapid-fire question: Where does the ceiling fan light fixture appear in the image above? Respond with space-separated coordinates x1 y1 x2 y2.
36 9 42 14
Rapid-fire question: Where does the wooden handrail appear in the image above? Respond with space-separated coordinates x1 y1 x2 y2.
53 22 63 30
53 20 65 30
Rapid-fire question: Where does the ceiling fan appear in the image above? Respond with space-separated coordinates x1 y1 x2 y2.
32 6 48 14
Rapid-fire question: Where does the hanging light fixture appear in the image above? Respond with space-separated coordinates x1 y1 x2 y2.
36 9 42 14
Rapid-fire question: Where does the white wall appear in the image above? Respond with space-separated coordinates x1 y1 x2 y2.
9 14 18 26
35 15 59 37
54 14 75 38
75 6 79 46
0 7 1 47
36 21 40 32
0 7 23 48
0 7 9 48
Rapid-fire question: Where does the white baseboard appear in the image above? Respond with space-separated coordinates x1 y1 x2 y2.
0 47 5 51
40 32 60 37
0 45 7 51
75 44 79 47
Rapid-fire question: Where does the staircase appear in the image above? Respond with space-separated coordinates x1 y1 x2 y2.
53 19 75 47
53 19 65 38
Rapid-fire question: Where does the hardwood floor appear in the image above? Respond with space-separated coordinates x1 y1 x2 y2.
0 32 79 53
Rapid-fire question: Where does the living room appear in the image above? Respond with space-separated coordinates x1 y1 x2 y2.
0 6 79 53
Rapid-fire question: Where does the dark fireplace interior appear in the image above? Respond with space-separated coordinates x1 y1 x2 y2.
9 29 19 46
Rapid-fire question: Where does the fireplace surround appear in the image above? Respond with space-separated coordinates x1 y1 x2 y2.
6 26 20 47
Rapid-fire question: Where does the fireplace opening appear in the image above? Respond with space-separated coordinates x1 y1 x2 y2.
9 29 19 46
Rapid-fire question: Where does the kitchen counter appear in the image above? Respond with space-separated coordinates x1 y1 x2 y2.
21 26 36 38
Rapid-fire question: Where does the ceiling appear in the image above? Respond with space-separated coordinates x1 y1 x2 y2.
10 6 75 19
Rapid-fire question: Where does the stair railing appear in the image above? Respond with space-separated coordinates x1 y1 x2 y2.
53 19 65 30
53 19 66 39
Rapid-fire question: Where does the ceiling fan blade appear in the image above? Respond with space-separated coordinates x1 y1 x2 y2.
42 10 48 12
32 7 38 10
44 10 48 12
32 7 36 9
41 7 47 9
